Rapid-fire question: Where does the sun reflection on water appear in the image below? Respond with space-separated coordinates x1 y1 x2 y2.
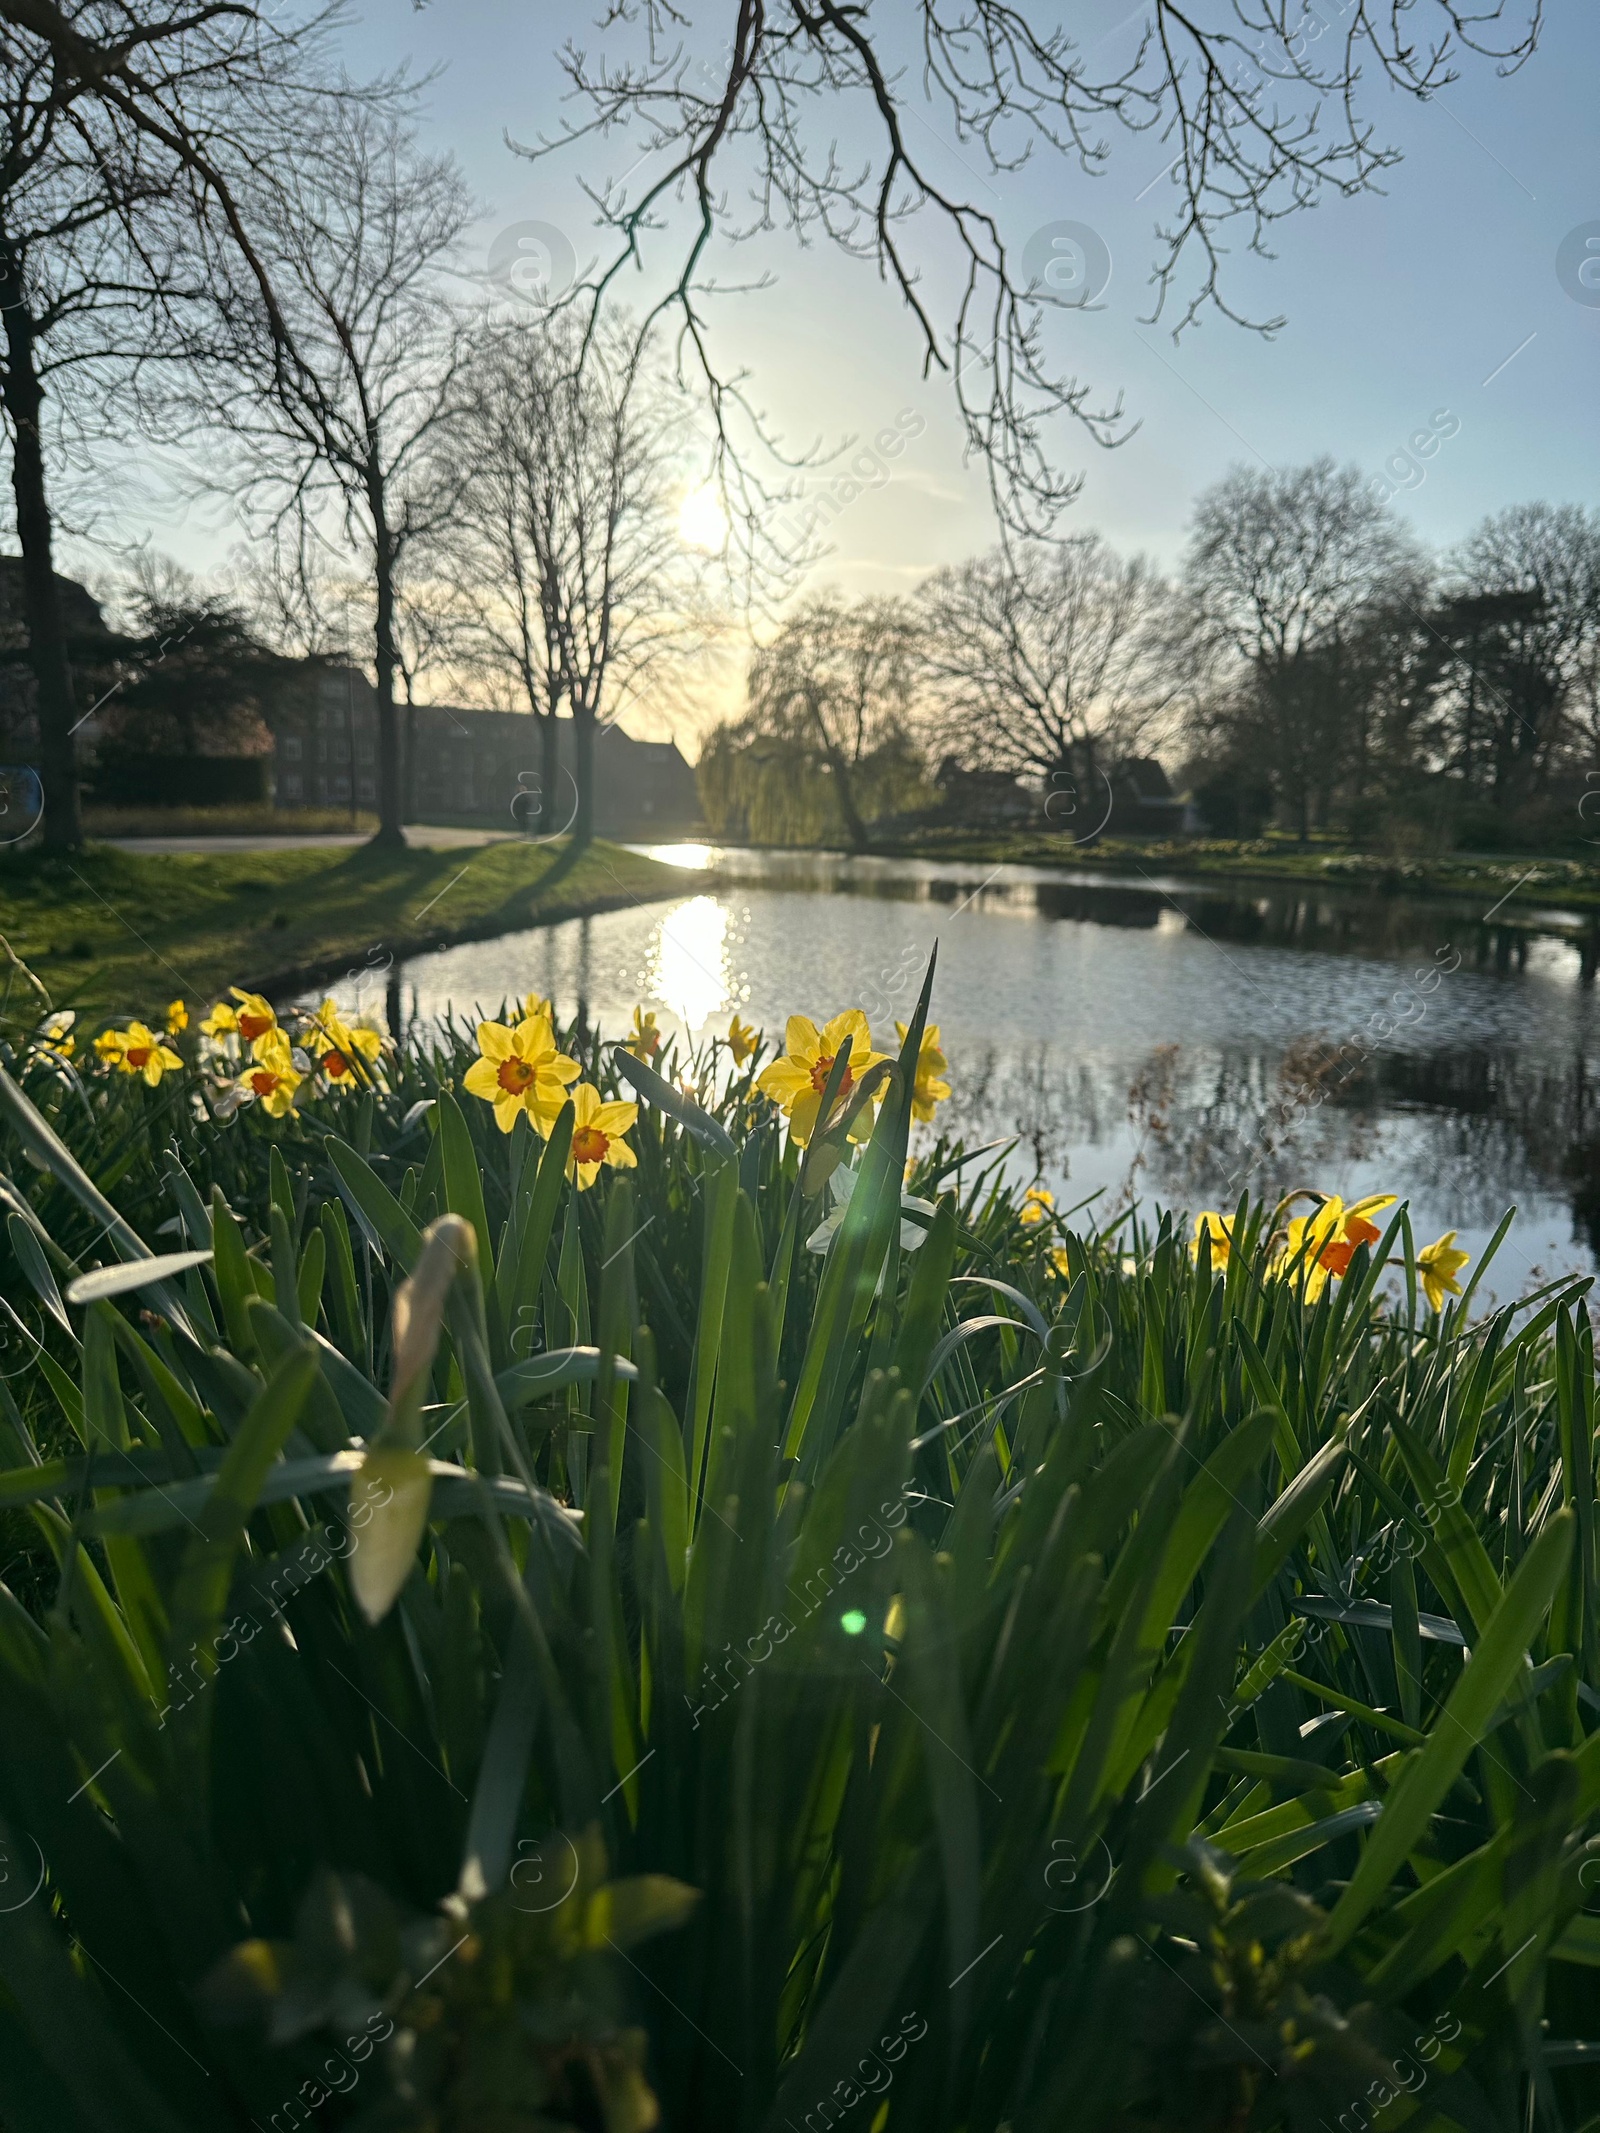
648 895 731 1033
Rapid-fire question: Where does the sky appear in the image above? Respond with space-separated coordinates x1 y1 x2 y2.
76 0 1600 744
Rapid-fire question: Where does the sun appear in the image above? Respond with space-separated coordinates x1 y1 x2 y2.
678 482 729 552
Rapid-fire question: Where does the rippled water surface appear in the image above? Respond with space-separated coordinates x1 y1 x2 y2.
310 844 1600 1300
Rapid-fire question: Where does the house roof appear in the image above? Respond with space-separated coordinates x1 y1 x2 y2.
0 555 111 646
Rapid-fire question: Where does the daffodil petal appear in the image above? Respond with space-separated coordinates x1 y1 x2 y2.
783 1015 822 1062
821 1010 872 1057
788 1090 823 1147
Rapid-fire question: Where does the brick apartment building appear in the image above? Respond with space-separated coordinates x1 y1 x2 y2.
271 664 702 836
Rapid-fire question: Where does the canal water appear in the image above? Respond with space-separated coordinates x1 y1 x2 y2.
310 845 1600 1302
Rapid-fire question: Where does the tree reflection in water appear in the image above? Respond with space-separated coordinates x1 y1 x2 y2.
939 1036 1600 1274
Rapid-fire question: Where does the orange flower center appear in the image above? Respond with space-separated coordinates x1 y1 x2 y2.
238 1010 273 1041
1317 1240 1356 1278
250 1069 280 1097
809 1050 854 1097
572 1124 609 1165
323 1051 350 1077
497 1055 538 1093
125 1045 152 1069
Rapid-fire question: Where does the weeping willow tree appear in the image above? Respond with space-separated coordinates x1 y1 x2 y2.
697 726 930 846
699 593 933 846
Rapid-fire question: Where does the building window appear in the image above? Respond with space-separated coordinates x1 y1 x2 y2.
280 773 302 799
333 738 350 764
315 774 327 801
357 776 375 801
356 740 373 765
283 734 302 762
333 775 351 801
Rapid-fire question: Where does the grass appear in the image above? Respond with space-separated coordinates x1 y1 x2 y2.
83 804 380 839
0 979 1598 2130
867 827 1600 917
0 838 688 1024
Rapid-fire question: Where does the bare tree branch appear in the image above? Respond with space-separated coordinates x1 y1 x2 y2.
521 0 1539 537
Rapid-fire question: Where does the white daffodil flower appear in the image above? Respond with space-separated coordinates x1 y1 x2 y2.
806 1161 938 1257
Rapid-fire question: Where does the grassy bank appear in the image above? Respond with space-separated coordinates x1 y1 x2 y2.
0 837 686 1023
871 827 1600 918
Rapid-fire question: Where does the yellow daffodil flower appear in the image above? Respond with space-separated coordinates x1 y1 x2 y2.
523 993 554 1023
756 1011 886 1147
1276 1192 1397 1299
229 989 279 1053
1418 1230 1470 1312
566 1081 638 1189
1191 1210 1237 1266
1333 1192 1398 1240
200 1001 239 1038
93 1027 126 1063
726 1013 759 1066
1019 1184 1054 1227
237 1031 303 1118
624 1006 663 1062
165 998 188 1034
37 1011 75 1060
114 1021 184 1087
895 1019 952 1123
306 998 384 1083
462 1014 581 1135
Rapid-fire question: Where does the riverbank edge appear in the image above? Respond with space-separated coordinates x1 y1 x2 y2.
256 872 692 1008
691 832 1600 927
0 840 692 1024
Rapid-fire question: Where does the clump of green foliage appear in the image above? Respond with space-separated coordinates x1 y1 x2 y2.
0 968 1597 2133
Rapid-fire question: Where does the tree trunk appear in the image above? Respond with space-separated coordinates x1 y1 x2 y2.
401 693 418 825
572 706 594 848
805 694 869 850
0 248 81 850
829 747 870 851
539 710 560 838
370 508 404 848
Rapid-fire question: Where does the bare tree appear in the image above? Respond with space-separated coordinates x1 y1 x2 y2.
1448 503 1600 784
0 1 323 367
193 96 472 846
920 538 1172 797
447 311 704 846
523 2 1541 537
739 593 920 852
1179 459 1426 839
443 322 576 838
0 2 351 847
0 21 201 844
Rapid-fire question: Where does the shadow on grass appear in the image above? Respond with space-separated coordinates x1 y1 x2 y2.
0 834 674 1017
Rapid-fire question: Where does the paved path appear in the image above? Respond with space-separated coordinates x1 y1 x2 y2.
103 825 518 856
